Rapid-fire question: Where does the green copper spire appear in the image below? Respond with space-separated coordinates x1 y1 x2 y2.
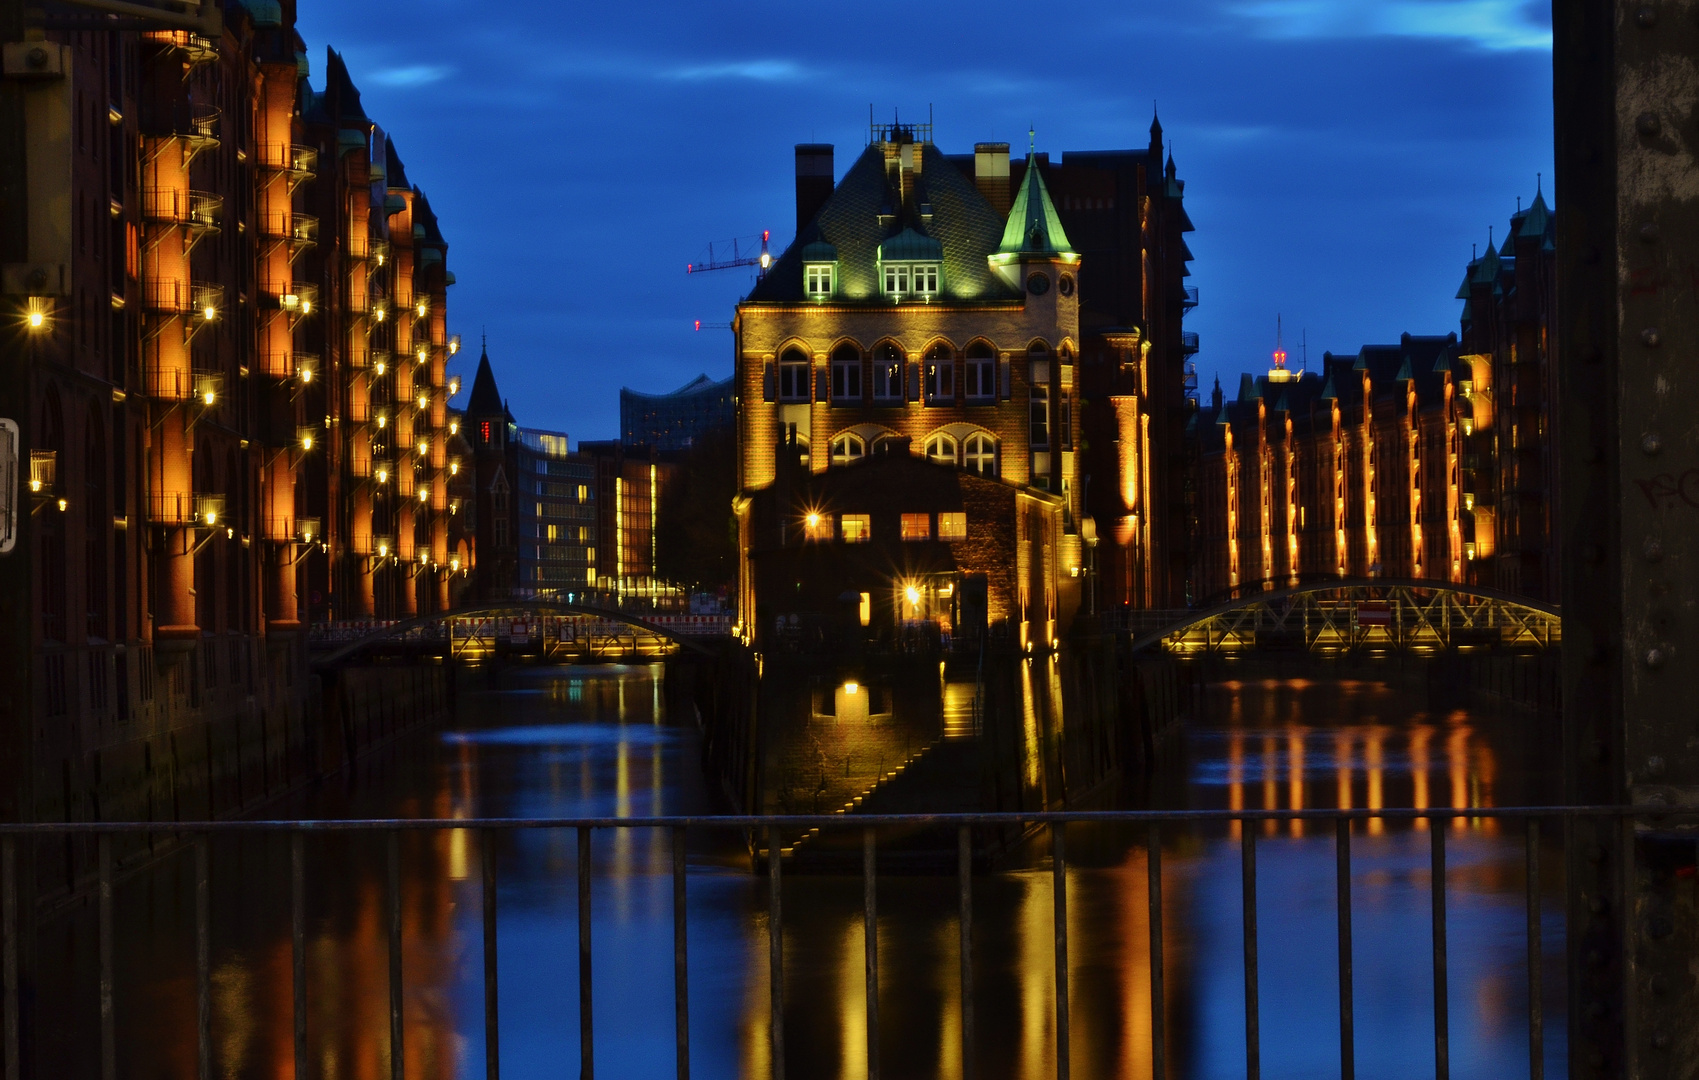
998 155 1074 256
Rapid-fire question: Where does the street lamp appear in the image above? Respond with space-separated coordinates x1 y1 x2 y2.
24 297 49 331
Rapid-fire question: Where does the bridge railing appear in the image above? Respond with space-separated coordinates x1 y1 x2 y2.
3 806 1666 1080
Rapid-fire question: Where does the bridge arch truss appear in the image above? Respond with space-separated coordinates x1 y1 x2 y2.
1125 579 1560 656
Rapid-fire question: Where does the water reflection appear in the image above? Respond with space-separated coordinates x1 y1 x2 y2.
38 666 1565 1080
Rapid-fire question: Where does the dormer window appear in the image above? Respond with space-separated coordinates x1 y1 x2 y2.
806 264 834 298
800 239 838 301
877 227 943 301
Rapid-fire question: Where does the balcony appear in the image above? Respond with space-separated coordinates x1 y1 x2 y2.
141 103 220 154
28 450 56 498
143 29 216 65
1182 285 1199 311
267 281 319 316
1181 331 1200 356
146 492 198 526
142 279 224 321
259 210 318 249
142 189 222 233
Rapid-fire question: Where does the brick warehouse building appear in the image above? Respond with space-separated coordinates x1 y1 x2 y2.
1189 186 1559 603
734 117 1195 647
3 1 470 830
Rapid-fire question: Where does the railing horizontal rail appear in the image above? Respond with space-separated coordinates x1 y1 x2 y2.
0 805 1670 834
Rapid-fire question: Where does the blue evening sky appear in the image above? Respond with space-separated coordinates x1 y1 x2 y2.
298 1 1554 443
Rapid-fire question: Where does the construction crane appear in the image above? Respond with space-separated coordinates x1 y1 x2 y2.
686 231 772 275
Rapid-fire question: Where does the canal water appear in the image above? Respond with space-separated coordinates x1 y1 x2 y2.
38 662 1565 1079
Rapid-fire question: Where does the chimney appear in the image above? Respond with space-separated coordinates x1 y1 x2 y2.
974 142 1011 217
795 144 834 232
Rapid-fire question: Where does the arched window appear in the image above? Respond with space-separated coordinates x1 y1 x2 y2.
829 432 865 466
872 435 906 457
964 433 998 477
925 433 957 466
830 343 862 403
924 343 954 403
965 341 996 401
778 346 810 402
872 342 903 402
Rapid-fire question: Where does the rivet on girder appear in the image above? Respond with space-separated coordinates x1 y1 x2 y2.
1636 112 1662 136
1641 327 1661 347
1645 647 1666 669
1642 432 1663 454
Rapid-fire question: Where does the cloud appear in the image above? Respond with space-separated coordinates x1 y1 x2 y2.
368 64 455 87
1229 0 1551 51
665 59 805 82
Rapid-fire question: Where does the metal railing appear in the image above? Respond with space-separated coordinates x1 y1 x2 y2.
1 806 1661 1080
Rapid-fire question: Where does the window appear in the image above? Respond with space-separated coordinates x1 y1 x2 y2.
924 344 954 403
829 432 865 466
914 264 939 296
964 434 997 477
884 264 910 296
804 513 833 540
901 513 931 541
938 512 967 541
840 514 871 543
1029 385 1050 449
805 263 834 297
831 344 862 401
872 343 903 402
1060 391 1072 450
779 348 810 401
925 434 957 466
965 342 996 400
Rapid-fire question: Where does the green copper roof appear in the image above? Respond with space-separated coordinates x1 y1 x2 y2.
1519 189 1550 239
998 156 1074 256
878 228 942 262
800 239 838 262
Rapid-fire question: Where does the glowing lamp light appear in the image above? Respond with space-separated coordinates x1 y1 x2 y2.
300 367 313 384
449 336 461 356
25 297 49 330
448 420 459 435
805 512 820 529
376 414 388 429
203 509 217 526
300 298 312 314
29 478 42 493
418 439 429 454
416 302 427 318
374 306 386 322
375 360 387 375
377 541 390 558
417 489 428 503
844 681 859 696
202 305 217 322
449 461 460 476
904 585 920 606
226 527 234 540
375 468 389 484
300 433 314 451
759 252 772 269
203 389 217 407
417 347 428 362
1460 418 1474 436
448 377 461 396
417 394 429 410
1464 493 1475 511
449 556 461 572
56 497 68 512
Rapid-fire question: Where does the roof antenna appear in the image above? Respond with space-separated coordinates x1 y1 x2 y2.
1029 124 1036 155
1536 171 1542 194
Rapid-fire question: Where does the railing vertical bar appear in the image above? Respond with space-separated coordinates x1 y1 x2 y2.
482 830 500 1080
98 835 114 1080
1525 818 1543 1080
1336 818 1354 1080
768 826 784 1080
2 837 17 1080
292 832 307 1080
958 825 974 1080
863 828 879 1080
387 831 403 1080
1148 821 1165 1080
672 825 689 1080
578 826 594 1080
1431 823 1449 1080
1052 823 1069 1080
1242 824 1259 1080
196 834 211 1080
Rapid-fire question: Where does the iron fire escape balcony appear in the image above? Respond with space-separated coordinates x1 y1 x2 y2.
260 143 318 187
141 103 220 158
143 188 222 232
260 210 318 252
142 279 224 321
1181 331 1200 356
263 280 319 316
147 492 224 527
1182 285 1199 311
143 29 217 65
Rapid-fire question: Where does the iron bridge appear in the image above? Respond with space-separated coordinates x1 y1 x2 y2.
1111 578 1560 655
308 601 729 666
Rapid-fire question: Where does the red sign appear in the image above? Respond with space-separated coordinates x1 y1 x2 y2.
1356 602 1391 627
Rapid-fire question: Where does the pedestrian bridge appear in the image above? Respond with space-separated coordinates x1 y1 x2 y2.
1108 578 1560 655
308 601 731 665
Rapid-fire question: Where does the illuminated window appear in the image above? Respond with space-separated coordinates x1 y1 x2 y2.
829 432 865 466
901 513 930 541
804 513 833 541
965 342 996 400
938 512 967 540
1029 385 1049 449
840 513 871 543
479 420 492 443
913 263 939 295
871 343 903 402
547 524 559 541
924 343 954 402
1059 391 1072 450
964 434 997 477
778 347 810 401
831 344 862 401
805 263 834 297
883 264 910 296
925 434 957 466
